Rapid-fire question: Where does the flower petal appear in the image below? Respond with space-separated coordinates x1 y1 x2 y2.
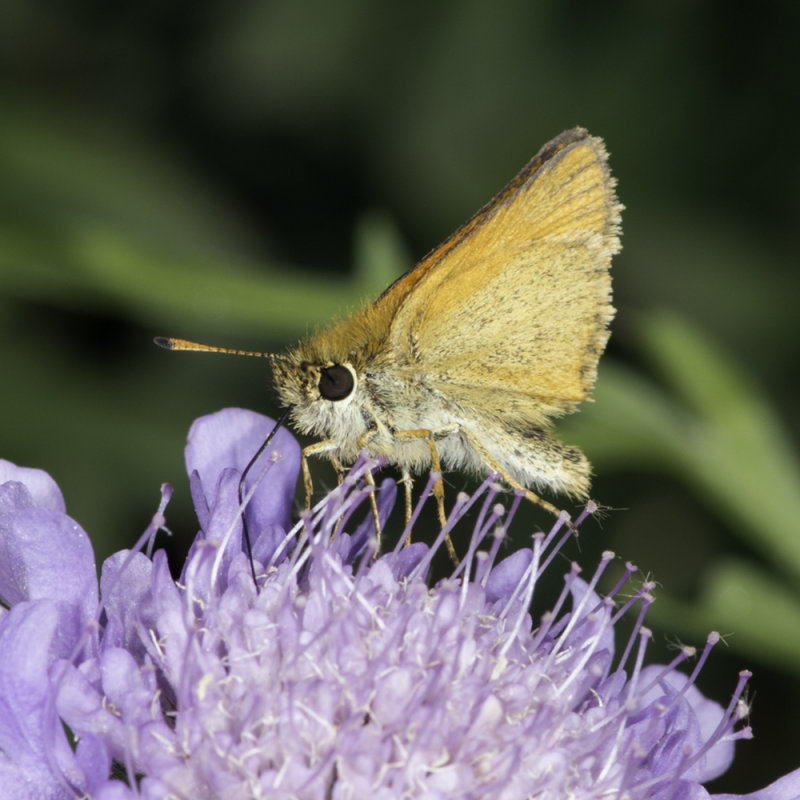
0 459 65 513
0 479 97 625
0 601 94 797
185 408 300 539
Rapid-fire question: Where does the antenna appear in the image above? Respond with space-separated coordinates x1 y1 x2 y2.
154 336 274 359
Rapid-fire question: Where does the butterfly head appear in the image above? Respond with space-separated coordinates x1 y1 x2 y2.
270 346 370 447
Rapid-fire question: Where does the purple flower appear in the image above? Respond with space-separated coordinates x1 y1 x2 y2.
1 407 799 799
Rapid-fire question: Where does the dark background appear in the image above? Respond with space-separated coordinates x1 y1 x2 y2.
2 1 799 792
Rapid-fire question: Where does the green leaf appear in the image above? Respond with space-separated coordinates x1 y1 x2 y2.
642 313 800 581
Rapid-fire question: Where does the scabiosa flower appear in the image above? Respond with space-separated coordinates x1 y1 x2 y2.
2 408 800 799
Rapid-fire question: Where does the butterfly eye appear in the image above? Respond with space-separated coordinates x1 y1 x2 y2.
318 364 354 401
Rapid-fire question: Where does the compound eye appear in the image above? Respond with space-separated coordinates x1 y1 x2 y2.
318 364 354 401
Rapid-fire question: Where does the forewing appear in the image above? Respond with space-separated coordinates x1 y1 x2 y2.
383 127 620 420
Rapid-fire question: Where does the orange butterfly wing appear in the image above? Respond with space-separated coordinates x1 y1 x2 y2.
378 127 620 423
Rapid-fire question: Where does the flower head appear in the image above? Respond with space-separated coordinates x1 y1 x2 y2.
1 408 799 799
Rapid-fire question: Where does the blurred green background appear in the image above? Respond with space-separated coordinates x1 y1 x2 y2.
2 1 799 792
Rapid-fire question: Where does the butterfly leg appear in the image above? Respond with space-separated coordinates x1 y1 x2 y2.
458 427 576 532
303 438 383 550
301 439 339 512
329 453 346 486
361 467 382 554
351 428 384 553
393 425 460 564
399 467 414 543
327 453 349 534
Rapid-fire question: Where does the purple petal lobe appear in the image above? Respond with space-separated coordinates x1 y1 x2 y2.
0 459 65 513
100 550 155 657
0 480 97 623
185 408 300 536
485 547 532 603
639 664 734 782
0 601 92 797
